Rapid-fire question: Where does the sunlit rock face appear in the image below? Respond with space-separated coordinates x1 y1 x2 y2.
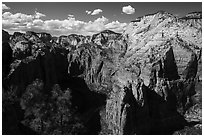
57 34 91 48
103 11 201 134
124 11 201 84
91 30 122 46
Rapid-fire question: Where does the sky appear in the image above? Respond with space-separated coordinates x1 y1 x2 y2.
2 2 202 36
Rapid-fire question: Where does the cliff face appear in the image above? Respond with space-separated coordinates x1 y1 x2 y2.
103 11 202 134
2 30 10 43
2 11 202 135
2 30 12 79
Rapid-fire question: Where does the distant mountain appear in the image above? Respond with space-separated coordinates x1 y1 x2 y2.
91 29 122 46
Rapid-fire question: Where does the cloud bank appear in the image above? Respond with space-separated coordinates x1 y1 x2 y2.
2 4 127 36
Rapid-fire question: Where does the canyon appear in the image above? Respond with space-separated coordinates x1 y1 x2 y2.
2 11 202 135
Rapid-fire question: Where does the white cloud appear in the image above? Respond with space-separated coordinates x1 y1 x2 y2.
2 11 45 34
34 11 46 19
3 11 127 36
33 19 44 26
84 16 127 34
122 5 135 14
2 12 33 25
91 9 103 15
2 11 45 26
68 14 74 18
2 12 12 18
44 20 62 30
2 4 10 10
105 21 127 32
84 16 108 33
106 21 127 33
86 9 103 16
26 19 44 29
85 10 92 15
94 16 109 23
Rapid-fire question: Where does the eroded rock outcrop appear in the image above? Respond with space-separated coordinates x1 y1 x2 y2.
57 34 91 47
91 30 121 46
37 32 52 43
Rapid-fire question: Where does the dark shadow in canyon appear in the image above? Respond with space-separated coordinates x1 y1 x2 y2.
122 85 188 135
65 76 107 134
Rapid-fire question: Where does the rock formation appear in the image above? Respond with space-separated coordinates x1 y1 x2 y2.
57 34 91 47
91 29 122 46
